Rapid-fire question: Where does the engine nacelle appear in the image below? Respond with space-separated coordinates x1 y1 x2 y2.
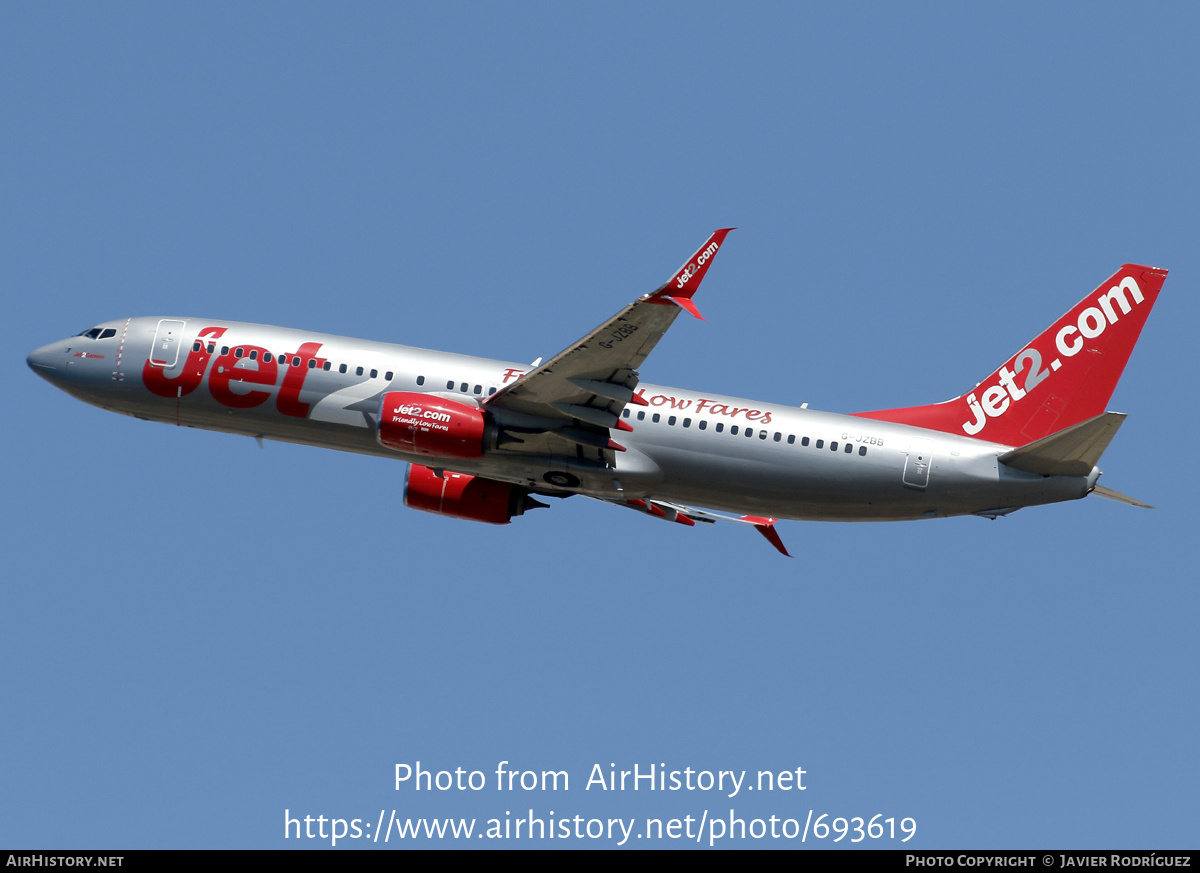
377 391 487 460
404 464 543 525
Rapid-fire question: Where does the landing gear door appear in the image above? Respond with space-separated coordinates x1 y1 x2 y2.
903 438 934 490
149 319 187 368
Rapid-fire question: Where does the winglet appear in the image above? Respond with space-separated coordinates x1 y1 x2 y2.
740 515 791 557
645 228 735 319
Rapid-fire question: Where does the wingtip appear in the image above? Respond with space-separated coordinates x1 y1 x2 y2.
650 228 735 310
668 295 705 320
740 515 792 557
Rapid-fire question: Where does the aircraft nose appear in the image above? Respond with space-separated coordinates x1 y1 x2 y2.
27 341 66 381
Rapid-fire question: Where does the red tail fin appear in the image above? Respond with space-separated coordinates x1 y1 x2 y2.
851 264 1167 446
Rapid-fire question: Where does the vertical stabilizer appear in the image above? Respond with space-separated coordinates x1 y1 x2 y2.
851 265 1166 446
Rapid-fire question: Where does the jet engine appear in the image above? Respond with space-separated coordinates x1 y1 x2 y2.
404 464 547 525
377 391 491 460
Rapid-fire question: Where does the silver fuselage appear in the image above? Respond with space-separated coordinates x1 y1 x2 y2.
27 316 1093 522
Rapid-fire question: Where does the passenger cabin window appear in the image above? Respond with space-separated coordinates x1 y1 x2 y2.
386 371 394 380
787 435 795 445
816 439 824 449
699 420 707 430
339 364 348 374
801 436 809 446
357 367 365 376
859 446 867 456
668 416 676 426
446 380 454 390
730 426 738 435
416 375 424 385
652 413 660 423
715 423 723 432
322 361 331 370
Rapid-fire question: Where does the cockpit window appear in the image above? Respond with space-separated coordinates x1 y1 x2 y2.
77 327 117 340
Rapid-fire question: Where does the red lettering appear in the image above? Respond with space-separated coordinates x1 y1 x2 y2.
502 368 524 384
142 326 226 398
276 342 326 418
209 346 277 408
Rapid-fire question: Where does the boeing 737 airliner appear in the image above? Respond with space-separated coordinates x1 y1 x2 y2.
27 230 1165 555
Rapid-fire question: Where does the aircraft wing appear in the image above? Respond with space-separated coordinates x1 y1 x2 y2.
591 495 792 557
483 229 733 452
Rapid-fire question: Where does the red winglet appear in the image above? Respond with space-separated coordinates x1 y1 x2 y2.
646 228 734 319
667 296 705 321
740 516 791 557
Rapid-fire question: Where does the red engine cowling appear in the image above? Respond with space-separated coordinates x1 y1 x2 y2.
377 391 487 460
404 464 536 525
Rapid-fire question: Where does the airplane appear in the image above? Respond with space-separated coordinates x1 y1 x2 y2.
27 230 1166 556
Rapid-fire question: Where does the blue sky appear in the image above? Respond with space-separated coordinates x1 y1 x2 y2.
4 2 1197 849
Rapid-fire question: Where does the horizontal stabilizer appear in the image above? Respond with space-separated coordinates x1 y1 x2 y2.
999 412 1126 477
1090 484 1153 509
